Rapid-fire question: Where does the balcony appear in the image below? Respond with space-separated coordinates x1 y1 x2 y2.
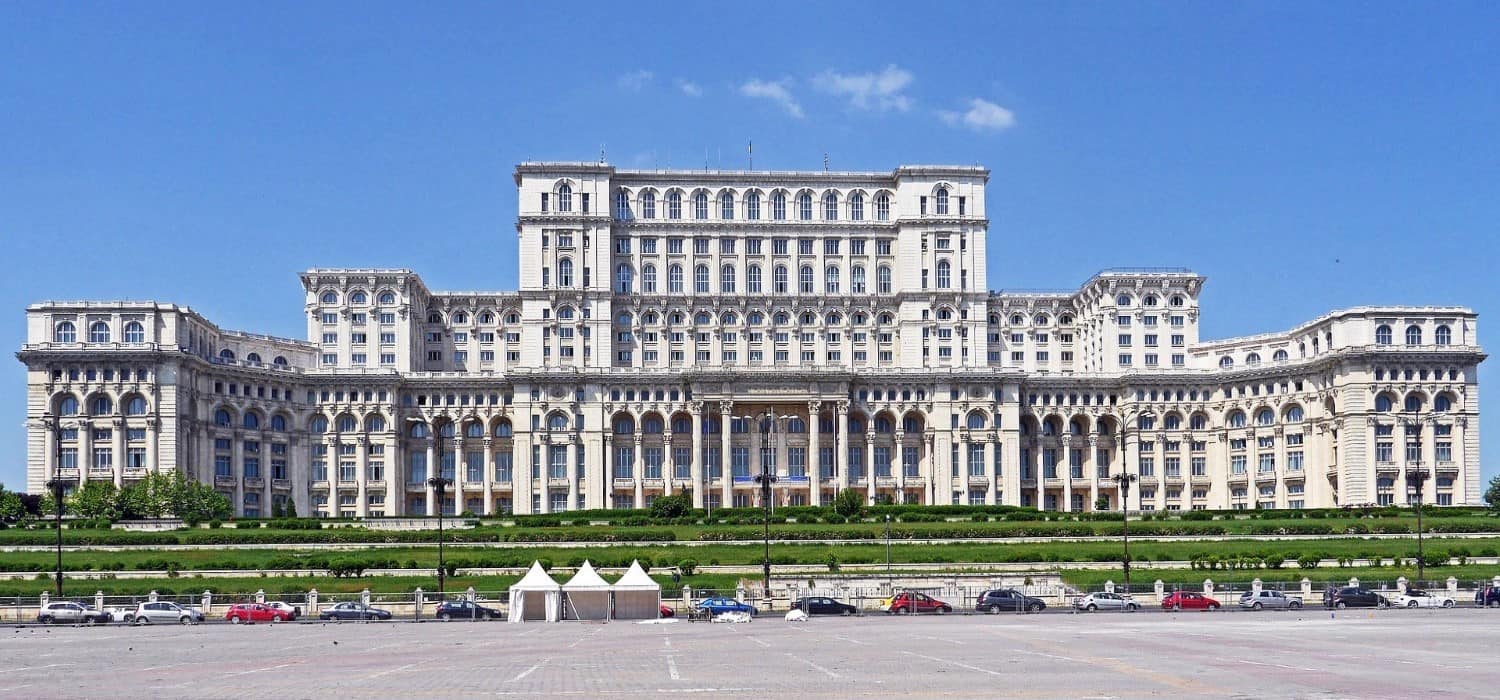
243 477 265 489
1227 473 1249 485
1254 472 1278 484
311 480 330 490
1375 462 1400 474
490 481 513 491
1435 462 1460 473
214 475 236 488
612 478 636 488
967 476 991 487
367 480 386 489
272 479 292 490
405 482 425 491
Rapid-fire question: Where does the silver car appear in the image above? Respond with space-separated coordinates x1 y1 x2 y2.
36 601 111 624
1074 592 1139 612
1238 590 1303 610
130 601 205 625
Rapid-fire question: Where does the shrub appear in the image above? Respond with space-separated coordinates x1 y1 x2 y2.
677 559 698 576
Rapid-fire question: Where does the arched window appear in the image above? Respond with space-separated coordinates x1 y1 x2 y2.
640 190 656 219
721 311 738 325
1285 406 1304 423
746 191 761 220
245 352 261 364
823 192 838 220
88 321 111 343
695 311 713 326
557 183 573 212
935 187 949 215
616 264 634 293
1171 296 1185 307
799 266 814 293
936 260 951 289
1164 414 1181 429
694 191 708 219
1190 413 1207 430
875 193 891 221
967 411 986 429
1375 394 1394 412
666 190 682 219
719 192 734 219
1227 411 1247 428
786 417 807 433
615 190 631 219
1219 356 1234 368
379 291 397 305
219 349 235 361
58 395 79 416
774 266 789 294
1138 415 1156 430
438 422 455 438
798 192 813 220
721 265 736 293
270 415 287 431
54 321 76 343
747 265 762 293
613 416 635 435
1434 395 1452 412
1273 349 1288 362
557 258 573 287
849 192 864 221
427 311 443 323
668 264 684 293
273 356 288 366
874 416 894 433
641 264 657 293
494 420 513 438
1404 394 1423 412
877 266 892 294
825 266 841 294
1116 294 1132 307
1246 353 1261 367
367 415 387 433
337 415 357 433
694 264 710 294
320 291 338 305
243 412 260 429
548 413 569 431
774 311 790 325
350 291 368 305
1144 295 1158 307
643 415 664 434
407 421 428 438
125 396 147 416
772 191 787 220
851 265 866 293
1435 325 1452 345
1255 408 1274 426
215 408 233 426
1375 325 1393 345
1405 325 1422 346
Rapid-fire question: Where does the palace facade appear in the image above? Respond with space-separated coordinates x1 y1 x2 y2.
18 162 1485 516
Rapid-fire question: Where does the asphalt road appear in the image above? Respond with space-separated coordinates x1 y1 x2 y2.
3 608 1492 698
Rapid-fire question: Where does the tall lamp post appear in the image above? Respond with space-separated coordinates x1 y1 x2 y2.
409 418 452 602
45 478 70 597
1112 472 1137 599
885 513 893 586
1406 407 1429 582
737 410 790 598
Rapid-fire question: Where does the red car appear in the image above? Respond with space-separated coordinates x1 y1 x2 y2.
658 604 675 618
1162 591 1221 611
884 592 953 614
225 603 295 624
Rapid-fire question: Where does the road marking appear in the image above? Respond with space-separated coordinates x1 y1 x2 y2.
228 662 299 676
363 662 419 680
667 656 681 680
834 635 872 646
1234 659 1320 672
914 634 965 646
901 651 1002 677
0 663 74 674
1014 649 1080 662
509 660 547 682
745 635 771 648
568 627 603 649
785 653 841 679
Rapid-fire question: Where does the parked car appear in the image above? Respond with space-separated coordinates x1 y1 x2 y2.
1391 588 1455 608
265 601 301 620
130 601 205 625
225 603 294 624
318 602 393 621
1238 590 1303 610
696 597 757 617
1324 587 1388 609
36 601 111 625
658 604 675 618
1162 591 1222 611
975 589 1046 613
1477 585 1500 607
1073 592 1139 612
883 592 952 615
434 600 503 620
792 596 858 616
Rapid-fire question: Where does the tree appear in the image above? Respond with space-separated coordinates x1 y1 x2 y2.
178 479 232 524
1095 496 1110 512
0 484 26 523
69 481 122 520
832 488 865 518
120 472 180 519
649 493 691 519
1485 475 1500 513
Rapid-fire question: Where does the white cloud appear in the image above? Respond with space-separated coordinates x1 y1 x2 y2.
939 98 1017 131
738 78 803 118
675 79 702 97
616 69 654 91
814 65 914 112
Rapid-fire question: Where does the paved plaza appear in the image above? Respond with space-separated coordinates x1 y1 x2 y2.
0 610 1491 698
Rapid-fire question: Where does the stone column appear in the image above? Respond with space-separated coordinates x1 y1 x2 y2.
1087 436 1099 511
985 438 997 505
662 430 675 497
537 435 550 514
690 403 704 508
424 439 436 516
111 418 126 487
78 419 92 484
452 436 466 509
41 418 56 483
835 402 849 493
231 429 245 516
633 435 644 508
894 431 906 499
1422 416 1437 505
566 437 579 514
1060 436 1073 513
809 401 822 506
603 434 614 510
865 433 877 503
355 436 369 518
482 437 494 516
719 402 733 509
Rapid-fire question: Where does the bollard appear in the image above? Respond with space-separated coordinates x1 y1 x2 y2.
256 589 266 604
1397 577 1408 594
1105 580 1116 594
1447 576 1458 597
414 588 424 622
309 588 319 615
1252 578 1263 593
149 590 158 603
1203 579 1214 597
466 586 476 603
202 591 213 615
1154 580 1165 603
1349 577 1359 589
96 591 104 611
40 592 50 609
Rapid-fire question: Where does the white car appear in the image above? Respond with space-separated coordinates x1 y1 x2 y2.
1391 588 1455 608
1073 592 1139 612
264 601 302 620
130 601 206 625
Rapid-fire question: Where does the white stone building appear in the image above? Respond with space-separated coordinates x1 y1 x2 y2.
17 162 1485 516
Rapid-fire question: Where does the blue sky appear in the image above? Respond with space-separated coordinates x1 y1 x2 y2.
1 2 1495 492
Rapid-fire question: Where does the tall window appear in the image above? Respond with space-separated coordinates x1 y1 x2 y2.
1405 325 1422 345
694 191 708 219
614 190 631 219
747 265 762 293
798 192 813 220
694 264 710 293
557 183 572 212
89 321 110 343
642 264 657 293
123 321 145 343
823 192 838 220
54 321 76 343
774 266 789 294
772 192 787 220
557 258 573 287
616 264 633 293
877 266 892 294
875 193 890 221
936 260 951 288
719 192 734 219
799 265 814 293
1375 324 1393 345
935 187 949 215
667 191 682 219
669 264 684 293
641 191 656 219
721 265 736 293
746 192 761 220
1435 325 1452 345
825 266 841 293
849 192 864 221
851 266 866 294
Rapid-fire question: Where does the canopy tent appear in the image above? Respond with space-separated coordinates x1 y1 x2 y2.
611 560 662 620
508 561 562 622
561 561 612 621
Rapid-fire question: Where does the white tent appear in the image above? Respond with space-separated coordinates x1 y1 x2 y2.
561 561 612 621
508 561 562 623
611 560 661 620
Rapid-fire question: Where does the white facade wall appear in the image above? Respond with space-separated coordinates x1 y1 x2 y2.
16 162 1486 516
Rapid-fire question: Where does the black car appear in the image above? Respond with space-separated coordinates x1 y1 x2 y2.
791 596 858 616
318 602 393 621
975 589 1047 613
434 600 503 620
1324 587 1388 610
1477 586 1500 607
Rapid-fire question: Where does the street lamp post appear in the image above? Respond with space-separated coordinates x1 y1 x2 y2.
885 513 892 586
1406 407 1430 583
45 478 68 597
408 417 452 602
1112 472 1137 600
737 410 789 598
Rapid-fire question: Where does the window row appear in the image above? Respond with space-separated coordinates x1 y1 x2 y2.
614 188 897 222
317 290 401 306
1375 323 1454 346
54 320 147 344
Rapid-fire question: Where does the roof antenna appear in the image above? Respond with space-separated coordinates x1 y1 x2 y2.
599 144 606 164
823 152 830 172
748 140 753 170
